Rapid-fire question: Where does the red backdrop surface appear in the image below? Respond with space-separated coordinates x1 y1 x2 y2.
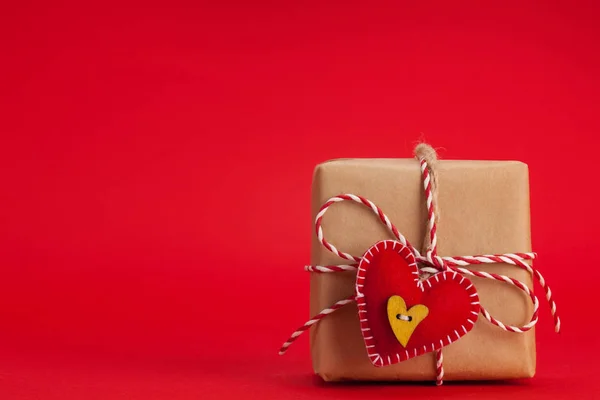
0 1 599 399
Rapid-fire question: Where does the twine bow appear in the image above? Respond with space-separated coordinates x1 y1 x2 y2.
279 145 560 386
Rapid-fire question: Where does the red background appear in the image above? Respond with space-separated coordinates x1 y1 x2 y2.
0 1 598 399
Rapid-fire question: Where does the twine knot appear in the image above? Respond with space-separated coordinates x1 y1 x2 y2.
423 253 447 272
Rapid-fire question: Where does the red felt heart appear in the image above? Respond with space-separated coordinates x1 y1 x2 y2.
356 240 480 367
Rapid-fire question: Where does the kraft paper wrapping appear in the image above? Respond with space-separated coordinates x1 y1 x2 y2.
309 158 535 381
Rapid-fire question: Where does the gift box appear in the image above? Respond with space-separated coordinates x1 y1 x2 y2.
280 145 559 383
309 157 535 381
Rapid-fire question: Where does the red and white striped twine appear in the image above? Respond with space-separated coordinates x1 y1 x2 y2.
280 157 560 386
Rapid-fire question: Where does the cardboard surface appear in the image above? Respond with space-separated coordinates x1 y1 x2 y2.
309 158 535 381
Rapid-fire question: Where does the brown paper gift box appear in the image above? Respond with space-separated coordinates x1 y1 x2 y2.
309 158 535 381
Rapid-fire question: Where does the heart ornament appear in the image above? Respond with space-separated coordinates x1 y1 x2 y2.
356 240 480 367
